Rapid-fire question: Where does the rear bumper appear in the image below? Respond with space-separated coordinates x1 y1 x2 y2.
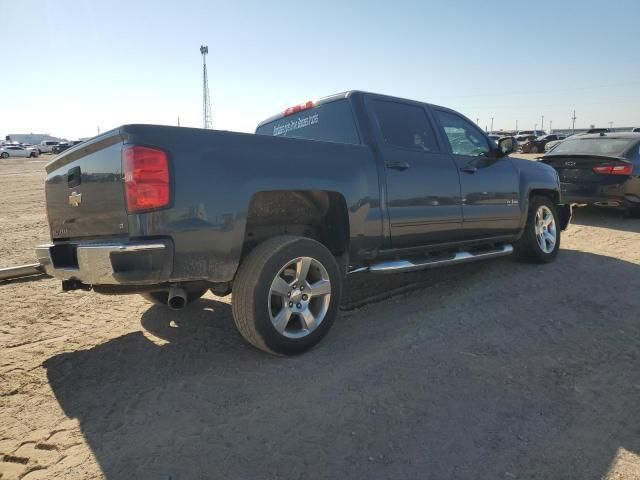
560 181 640 209
35 239 173 285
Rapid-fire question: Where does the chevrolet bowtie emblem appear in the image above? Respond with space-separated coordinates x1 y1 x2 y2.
69 191 82 207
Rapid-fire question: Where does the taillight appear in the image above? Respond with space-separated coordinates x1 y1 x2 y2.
123 145 170 212
592 164 633 175
283 100 313 117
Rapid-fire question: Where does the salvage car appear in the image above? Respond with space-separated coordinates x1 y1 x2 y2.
36 91 571 355
523 134 567 153
541 132 640 216
0 145 38 158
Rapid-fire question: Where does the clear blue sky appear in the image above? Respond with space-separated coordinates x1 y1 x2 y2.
3 0 639 138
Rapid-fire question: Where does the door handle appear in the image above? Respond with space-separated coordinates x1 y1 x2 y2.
460 166 478 174
386 161 410 171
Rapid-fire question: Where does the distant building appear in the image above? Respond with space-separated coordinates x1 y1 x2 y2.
4 133 64 145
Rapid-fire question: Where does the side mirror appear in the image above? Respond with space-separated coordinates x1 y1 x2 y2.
498 137 515 156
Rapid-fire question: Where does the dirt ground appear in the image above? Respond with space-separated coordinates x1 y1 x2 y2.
1 155 639 480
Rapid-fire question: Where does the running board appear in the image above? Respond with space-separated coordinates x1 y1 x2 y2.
352 244 514 274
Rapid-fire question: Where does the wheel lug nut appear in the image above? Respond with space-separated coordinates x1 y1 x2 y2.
292 283 297 289
288 301 293 307
302 294 308 301
287 292 291 297
300 285 305 291
296 303 302 309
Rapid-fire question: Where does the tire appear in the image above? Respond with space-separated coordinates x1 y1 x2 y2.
140 287 207 306
232 236 342 356
530 145 539 153
514 196 560 263
0 152 8 159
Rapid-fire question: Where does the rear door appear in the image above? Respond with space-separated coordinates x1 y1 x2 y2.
366 97 463 248
434 109 521 238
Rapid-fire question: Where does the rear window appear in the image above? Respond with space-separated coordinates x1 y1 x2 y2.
256 99 360 145
551 138 638 156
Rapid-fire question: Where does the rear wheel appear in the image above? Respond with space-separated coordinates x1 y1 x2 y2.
232 236 342 355
140 287 207 306
0 152 8 159
515 196 560 263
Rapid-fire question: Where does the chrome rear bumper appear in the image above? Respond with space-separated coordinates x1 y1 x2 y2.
35 240 172 285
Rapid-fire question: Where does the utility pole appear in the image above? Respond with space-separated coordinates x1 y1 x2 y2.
549 120 552 133
516 120 518 132
200 45 212 129
177 117 181 127
608 121 613 130
534 123 538 135
97 126 100 135
541 115 544 132
490 117 494 133
476 117 479 126
571 110 577 133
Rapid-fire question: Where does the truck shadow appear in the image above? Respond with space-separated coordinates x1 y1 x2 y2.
44 250 640 480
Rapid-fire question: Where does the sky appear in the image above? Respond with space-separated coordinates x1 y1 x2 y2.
2 0 639 139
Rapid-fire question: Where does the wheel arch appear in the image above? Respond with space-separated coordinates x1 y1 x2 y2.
241 189 350 262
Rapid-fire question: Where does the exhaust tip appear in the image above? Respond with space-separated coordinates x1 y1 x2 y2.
167 287 187 310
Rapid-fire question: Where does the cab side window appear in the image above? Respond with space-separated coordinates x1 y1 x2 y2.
373 100 439 152
436 110 491 157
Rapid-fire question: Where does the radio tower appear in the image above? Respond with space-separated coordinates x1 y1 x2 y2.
200 45 212 129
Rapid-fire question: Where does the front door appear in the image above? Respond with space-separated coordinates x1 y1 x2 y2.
367 98 463 248
434 109 521 238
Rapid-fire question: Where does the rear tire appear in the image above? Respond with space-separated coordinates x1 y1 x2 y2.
514 196 560 263
0 152 8 159
232 236 342 356
140 287 207 306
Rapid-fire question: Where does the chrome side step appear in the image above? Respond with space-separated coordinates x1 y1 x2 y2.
351 244 513 274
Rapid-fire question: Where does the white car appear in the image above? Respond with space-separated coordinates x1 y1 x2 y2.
38 140 60 154
0 145 39 158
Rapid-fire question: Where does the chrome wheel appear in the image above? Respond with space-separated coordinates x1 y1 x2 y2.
268 256 331 339
534 205 557 254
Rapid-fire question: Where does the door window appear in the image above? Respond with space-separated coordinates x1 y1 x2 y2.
373 100 439 152
436 111 491 157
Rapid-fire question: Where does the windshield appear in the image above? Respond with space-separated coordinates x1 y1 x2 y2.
550 137 637 156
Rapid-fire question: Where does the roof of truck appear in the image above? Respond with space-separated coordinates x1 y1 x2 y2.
256 90 450 129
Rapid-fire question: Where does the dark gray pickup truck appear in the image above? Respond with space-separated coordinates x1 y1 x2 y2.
36 91 570 355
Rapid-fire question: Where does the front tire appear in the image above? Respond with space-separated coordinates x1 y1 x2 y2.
232 236 342 355
514 196 560 263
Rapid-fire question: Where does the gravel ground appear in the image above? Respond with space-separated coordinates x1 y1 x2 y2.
1 155 639 480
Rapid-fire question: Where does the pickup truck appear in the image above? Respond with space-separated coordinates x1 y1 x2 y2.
36 91 571 355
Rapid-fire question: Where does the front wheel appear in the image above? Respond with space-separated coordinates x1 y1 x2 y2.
514 196 560 263
232 236 342 355
0 152 8 159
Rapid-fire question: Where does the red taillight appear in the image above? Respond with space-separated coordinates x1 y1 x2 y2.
283 100 313 117
123 145 170 212
592 164 633 175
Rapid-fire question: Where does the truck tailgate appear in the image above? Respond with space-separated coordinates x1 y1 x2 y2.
45 131 128 239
